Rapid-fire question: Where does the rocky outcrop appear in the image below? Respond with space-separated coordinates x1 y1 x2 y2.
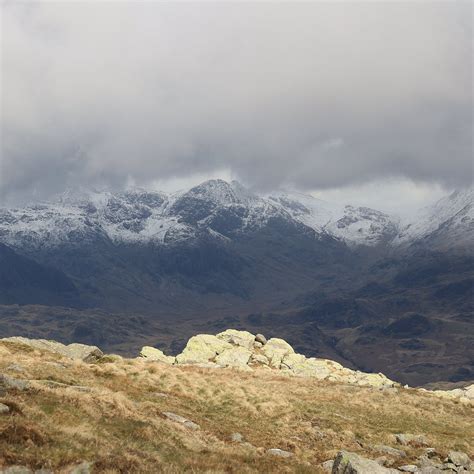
1 337 103 362
262 338 295 367
214 346 252 368
175 335 232 364
139 330 399 388
139 346 175 364
216 329 256 350
422 384 474 404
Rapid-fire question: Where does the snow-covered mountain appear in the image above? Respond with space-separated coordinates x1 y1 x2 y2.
393 188 474 251
0 180 472 252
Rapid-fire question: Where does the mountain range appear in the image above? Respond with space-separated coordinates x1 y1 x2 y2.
0 179 472 386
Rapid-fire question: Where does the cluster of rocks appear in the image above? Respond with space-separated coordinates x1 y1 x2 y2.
1 337 103 363
139 329 399 388
325 448 473 473
419 385 474 405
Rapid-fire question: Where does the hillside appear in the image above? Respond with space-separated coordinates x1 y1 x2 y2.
0 331 472 473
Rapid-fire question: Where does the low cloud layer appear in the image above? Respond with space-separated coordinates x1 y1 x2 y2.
1 2 472 204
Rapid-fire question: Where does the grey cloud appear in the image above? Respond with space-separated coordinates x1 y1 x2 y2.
0 1 472 204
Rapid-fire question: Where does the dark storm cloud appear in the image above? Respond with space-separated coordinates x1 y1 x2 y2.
1 1 472 203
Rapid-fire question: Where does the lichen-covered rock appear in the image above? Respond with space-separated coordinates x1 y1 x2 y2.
281 355 341 379
1 337 103 362
139 346 175 364
215 346 252 368
216 329 256 350
332 451 398 473
262 338 294 367
250 353 270 366
464 384 474 399
175 335 232 364
355 372 396 388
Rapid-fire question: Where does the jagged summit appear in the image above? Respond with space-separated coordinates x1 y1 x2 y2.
2 179 469 252
393 186 474 250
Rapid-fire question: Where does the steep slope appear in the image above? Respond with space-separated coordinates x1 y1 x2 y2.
0 243 78 306
268 192 399 247
394 187 474 252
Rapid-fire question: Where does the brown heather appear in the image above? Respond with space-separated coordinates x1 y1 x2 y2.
0 341 472 473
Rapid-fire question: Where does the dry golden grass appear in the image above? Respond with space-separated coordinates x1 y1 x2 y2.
0 341 472 473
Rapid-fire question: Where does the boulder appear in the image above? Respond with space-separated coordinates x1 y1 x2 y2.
255 334 267 345
139 346 175 364
281 355 340 379
0 467 34 474
262 338 295 368
215 347 252 368
216 329 256 350
355 372 396 388
395 433 429 447
230 432 244 442
398 466 418 473
463 384 474 400
0 403 10 414
175 335 232 364
1 337 103 362
332 451 398 473
447 451 471 468
0 374 29 391
372 445 406 457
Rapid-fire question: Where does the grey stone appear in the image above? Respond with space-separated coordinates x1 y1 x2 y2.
0 403 10 414
399 466 419 473
162 411 200 430
266 448 293 458
255 334 267 345
0 374 29 391
395 433 429 447
447 452 470 468
332 451 398 473
372 444 406 457
230 432 244 442
419 468 443 474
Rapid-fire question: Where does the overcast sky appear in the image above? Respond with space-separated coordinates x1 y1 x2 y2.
1 1 472 212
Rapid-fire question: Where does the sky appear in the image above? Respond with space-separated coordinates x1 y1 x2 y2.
0 1 472 213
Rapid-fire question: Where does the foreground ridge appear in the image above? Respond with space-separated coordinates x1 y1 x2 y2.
0 332 472 473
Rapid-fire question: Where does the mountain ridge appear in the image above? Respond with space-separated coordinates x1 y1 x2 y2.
1 180 471 251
